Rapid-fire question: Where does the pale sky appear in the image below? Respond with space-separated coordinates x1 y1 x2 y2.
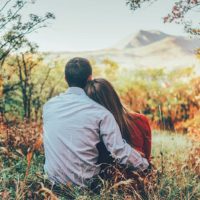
18 0 190 52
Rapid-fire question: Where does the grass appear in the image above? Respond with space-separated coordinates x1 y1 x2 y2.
0 130 200 200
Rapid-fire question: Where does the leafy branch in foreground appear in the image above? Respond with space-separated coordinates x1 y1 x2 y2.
126 0 200 36
0 0 55 68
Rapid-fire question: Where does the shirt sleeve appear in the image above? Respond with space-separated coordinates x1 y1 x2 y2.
99 112 149 171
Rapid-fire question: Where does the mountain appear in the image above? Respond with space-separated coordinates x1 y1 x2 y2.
113 30 169 49
45 30 200 70
113 30 200 53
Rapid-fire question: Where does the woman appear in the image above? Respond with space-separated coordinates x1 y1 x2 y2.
85 78 152 163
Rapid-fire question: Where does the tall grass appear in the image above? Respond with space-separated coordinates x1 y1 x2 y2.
0 130 199 199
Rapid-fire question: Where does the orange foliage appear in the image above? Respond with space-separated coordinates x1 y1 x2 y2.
121 76 200 141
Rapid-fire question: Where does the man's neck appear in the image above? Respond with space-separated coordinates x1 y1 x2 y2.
66 87 85 95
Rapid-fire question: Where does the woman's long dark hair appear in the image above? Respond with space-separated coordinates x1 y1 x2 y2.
85 78 134 146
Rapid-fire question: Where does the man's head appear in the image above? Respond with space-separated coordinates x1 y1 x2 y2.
65 57 92 88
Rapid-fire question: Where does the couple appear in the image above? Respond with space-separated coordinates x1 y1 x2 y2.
43 57 151 188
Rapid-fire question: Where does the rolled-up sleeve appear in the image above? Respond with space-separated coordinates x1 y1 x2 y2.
99 112 149 171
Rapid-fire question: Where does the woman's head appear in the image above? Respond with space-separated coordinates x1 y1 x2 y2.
85 78 133 145
85 78 123 116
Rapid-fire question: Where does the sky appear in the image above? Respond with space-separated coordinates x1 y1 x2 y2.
16 0 190 52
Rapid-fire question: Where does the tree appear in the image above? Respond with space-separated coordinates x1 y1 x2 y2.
0 0 55 67
126 0 200 36
102 59 119 82
3 48 66 121
0 0 55 120
15 47 39 119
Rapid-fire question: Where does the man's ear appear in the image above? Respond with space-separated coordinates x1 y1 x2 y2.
88 75 92 81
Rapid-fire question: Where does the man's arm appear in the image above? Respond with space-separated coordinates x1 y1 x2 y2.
99 112 149 171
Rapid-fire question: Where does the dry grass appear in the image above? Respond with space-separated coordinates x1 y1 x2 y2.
0 122 200 200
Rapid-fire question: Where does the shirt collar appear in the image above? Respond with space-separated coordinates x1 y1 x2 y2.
66 87 86 95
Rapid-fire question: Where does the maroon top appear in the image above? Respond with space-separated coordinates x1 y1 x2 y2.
129 113 152 161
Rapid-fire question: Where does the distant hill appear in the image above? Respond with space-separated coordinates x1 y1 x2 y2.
44 30 200 70
113 30 169 49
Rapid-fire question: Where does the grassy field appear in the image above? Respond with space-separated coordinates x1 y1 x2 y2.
0 131 200 200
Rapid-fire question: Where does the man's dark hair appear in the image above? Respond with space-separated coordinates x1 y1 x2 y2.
65 57 92 88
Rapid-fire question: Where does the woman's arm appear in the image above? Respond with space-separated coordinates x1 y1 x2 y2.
131 113 152 161
142 115 152 161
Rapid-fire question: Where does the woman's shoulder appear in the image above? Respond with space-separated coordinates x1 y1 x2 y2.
129 112 149 123
129 112 152 139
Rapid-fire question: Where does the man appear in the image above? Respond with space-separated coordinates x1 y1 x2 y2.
43 57 149 187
